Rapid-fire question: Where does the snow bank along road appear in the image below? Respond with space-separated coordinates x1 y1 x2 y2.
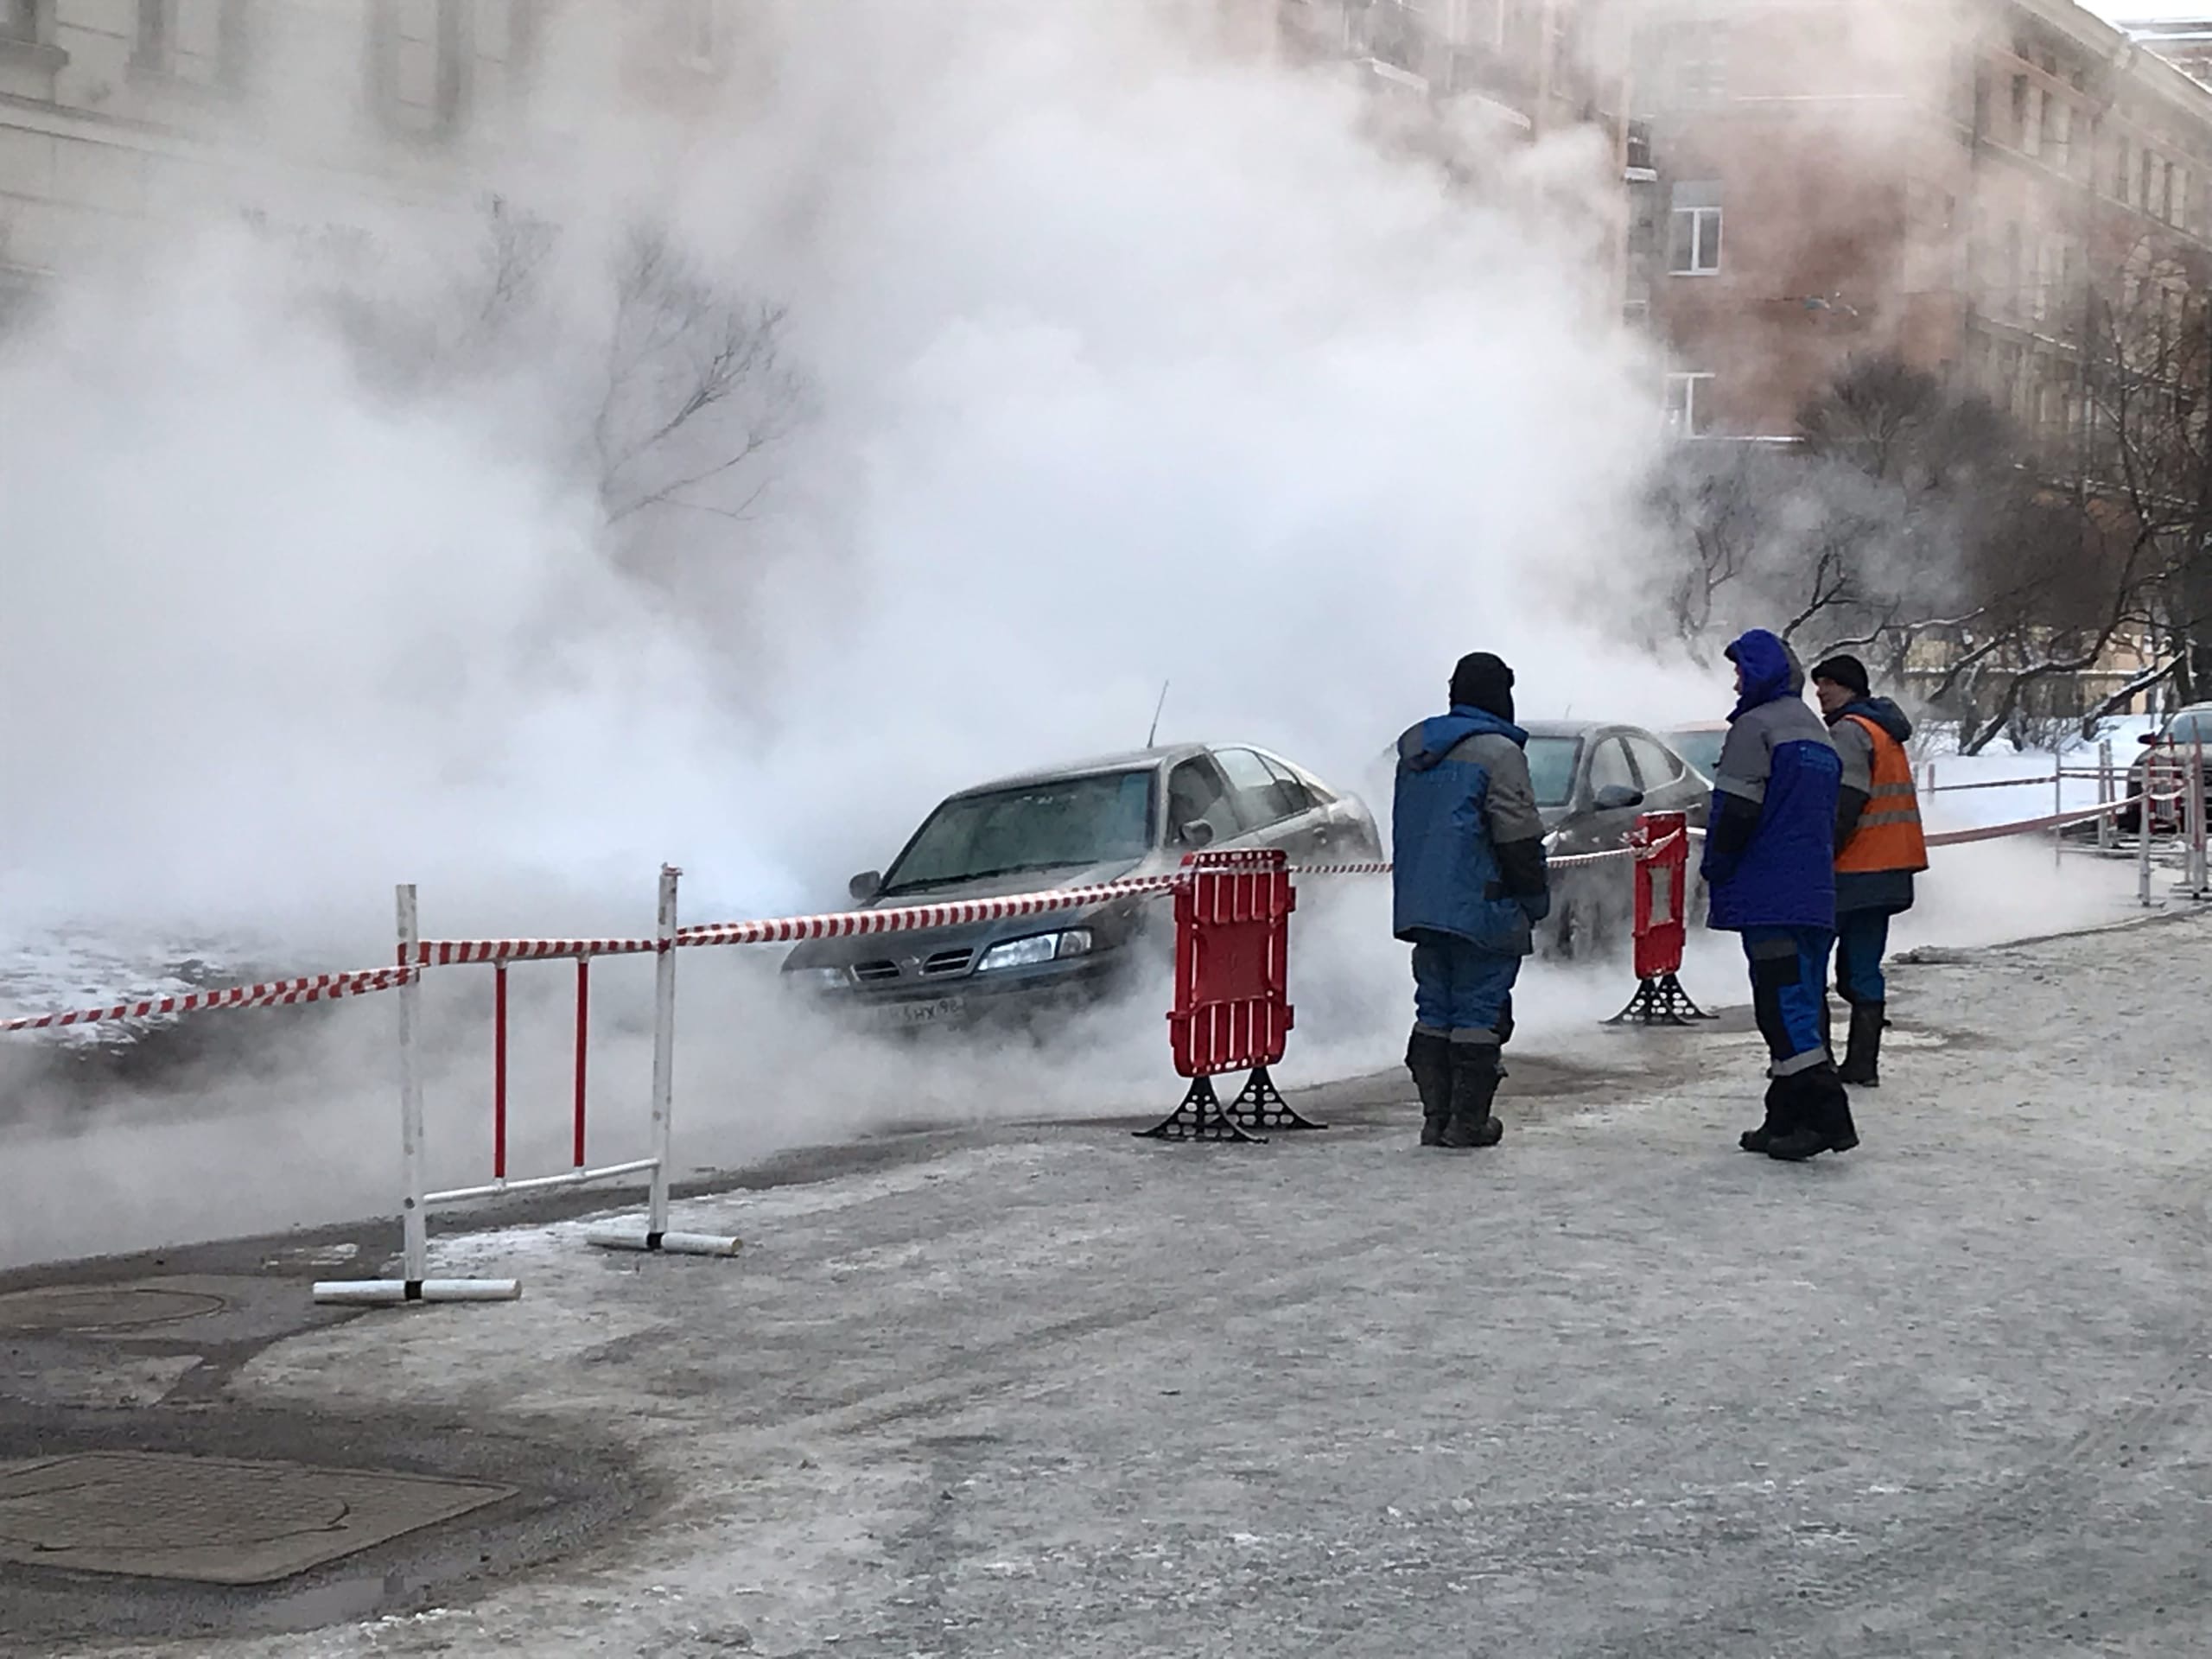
6 912 2212 1657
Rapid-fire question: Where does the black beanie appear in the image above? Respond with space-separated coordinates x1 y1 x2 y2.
1808 653 1871 698
1449 652 1516 721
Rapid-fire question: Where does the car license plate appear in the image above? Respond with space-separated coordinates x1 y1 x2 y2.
875 997 963 1028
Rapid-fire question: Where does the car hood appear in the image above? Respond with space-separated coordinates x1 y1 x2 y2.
781 855 1160 973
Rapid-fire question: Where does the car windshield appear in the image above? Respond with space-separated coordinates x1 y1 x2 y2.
1524 736 1580 809
880 771 1158 895
1669 729 1726 779
2167 711 2211 747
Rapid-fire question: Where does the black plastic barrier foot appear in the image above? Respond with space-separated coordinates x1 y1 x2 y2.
1604 973 1717 1027
1225 1065 1325 1133
1137 1076 1265 1143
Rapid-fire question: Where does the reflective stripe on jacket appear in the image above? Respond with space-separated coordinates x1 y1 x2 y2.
1836 713 1929 875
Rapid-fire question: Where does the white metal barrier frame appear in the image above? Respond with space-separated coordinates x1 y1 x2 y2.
313 866 739 1307
3 783 2197 1312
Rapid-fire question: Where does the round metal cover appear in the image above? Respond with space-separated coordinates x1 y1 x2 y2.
0 1286 226 1334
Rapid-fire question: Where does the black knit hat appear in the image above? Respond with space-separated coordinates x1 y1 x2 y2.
1808 653 1871 698
1448 652 1515 721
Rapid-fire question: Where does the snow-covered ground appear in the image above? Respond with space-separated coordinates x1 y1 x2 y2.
59 906 2212 1659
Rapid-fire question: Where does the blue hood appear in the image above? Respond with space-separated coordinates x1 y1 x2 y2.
1726 630 1796 721
1840 696 1914 744
1403 706 1529 772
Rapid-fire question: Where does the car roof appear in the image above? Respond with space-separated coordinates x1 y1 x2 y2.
959 744 1212 796
1519 719 1653 739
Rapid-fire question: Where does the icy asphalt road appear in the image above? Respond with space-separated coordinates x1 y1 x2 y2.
18 909 2212 1658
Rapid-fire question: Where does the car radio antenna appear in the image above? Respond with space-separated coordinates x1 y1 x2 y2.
1147 680 1171 748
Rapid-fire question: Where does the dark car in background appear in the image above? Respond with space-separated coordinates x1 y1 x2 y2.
2119 703 2212 833
1522 721 1710 957
779 743 1382 1030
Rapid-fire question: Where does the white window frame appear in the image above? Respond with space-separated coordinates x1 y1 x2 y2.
1667 181 1722 276
1664 372 1715 438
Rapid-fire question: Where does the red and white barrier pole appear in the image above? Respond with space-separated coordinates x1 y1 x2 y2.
573 960 590 1169
493 962 509 1181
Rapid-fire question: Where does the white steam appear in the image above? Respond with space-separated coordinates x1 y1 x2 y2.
0 1 2115 1269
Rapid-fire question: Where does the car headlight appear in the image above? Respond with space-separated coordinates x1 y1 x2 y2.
1541 830 1562 851
976 929 1094 973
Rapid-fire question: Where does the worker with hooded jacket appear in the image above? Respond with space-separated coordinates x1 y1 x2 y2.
1700 629 1857 1162
1808 653 1928 1089
1393 652 1551 1150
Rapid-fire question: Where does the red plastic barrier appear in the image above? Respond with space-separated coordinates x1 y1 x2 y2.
1605 812 1713 1027
1630 810 1689 982
1169 849 1295 1078
1141 849 1320 1143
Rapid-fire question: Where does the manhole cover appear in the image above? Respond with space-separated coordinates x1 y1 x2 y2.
0 1453 514 1584
0 1287 226 1334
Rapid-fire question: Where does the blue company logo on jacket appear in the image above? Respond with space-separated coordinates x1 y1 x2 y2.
1392 706 1549 957
1701 629 1841 932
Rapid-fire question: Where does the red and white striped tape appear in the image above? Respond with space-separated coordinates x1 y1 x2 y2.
676 876 1182 950
415 938 662 966
0 967 412 1034
1924 796 2152 849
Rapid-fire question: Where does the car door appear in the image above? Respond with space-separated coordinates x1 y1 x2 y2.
1583 732 1647 848
1165 754 1243 855
1625 730 1702 823
1211 747 1309 854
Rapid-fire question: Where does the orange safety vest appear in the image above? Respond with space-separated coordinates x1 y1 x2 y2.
1836 714 1929 875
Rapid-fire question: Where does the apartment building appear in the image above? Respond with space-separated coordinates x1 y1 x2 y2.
1631 0 2212 443
2117 18 2212 90
0 1 734 313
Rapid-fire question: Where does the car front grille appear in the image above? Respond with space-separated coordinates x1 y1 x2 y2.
922 949 974 977
851 960 902 983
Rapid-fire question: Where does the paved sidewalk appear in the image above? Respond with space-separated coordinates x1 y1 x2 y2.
16 912 2212 1657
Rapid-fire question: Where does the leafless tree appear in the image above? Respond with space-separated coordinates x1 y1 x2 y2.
294 196 810 567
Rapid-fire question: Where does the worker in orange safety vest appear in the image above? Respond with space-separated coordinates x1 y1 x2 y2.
1808 654 1929 1089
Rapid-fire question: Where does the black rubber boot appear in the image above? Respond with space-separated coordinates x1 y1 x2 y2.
1767 1067 1859 1161
1739 1077 1788 1154
1406 1030 1454 1147
1440 1046 1505 1149
1837 1001 1884 1088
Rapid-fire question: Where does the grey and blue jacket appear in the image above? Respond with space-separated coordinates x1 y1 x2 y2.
1700 629 1841 932
1392 707 1551 955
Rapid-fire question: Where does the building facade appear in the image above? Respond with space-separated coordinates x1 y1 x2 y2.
1630 0 2212 445
0 1 737 315
1270 0 1642 306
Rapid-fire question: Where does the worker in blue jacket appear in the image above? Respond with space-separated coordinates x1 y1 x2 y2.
1700 629 1857 1162
1393 652 1552 1150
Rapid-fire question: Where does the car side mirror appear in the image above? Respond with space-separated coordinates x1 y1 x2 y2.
1176 820 1217 850
849 870 883 904
2139 733 2161 746
1592 785 1644 811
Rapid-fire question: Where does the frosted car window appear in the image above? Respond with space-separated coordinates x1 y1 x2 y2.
1523 736 1580 808
880 772 1155 895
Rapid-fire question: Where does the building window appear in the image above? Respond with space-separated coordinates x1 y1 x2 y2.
1668 181 1722 276
1670 20 1726 105
1663 372 1714 437
2 0 38 45
370 0 472 137
1452 0 1506 49
135 1 247 87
